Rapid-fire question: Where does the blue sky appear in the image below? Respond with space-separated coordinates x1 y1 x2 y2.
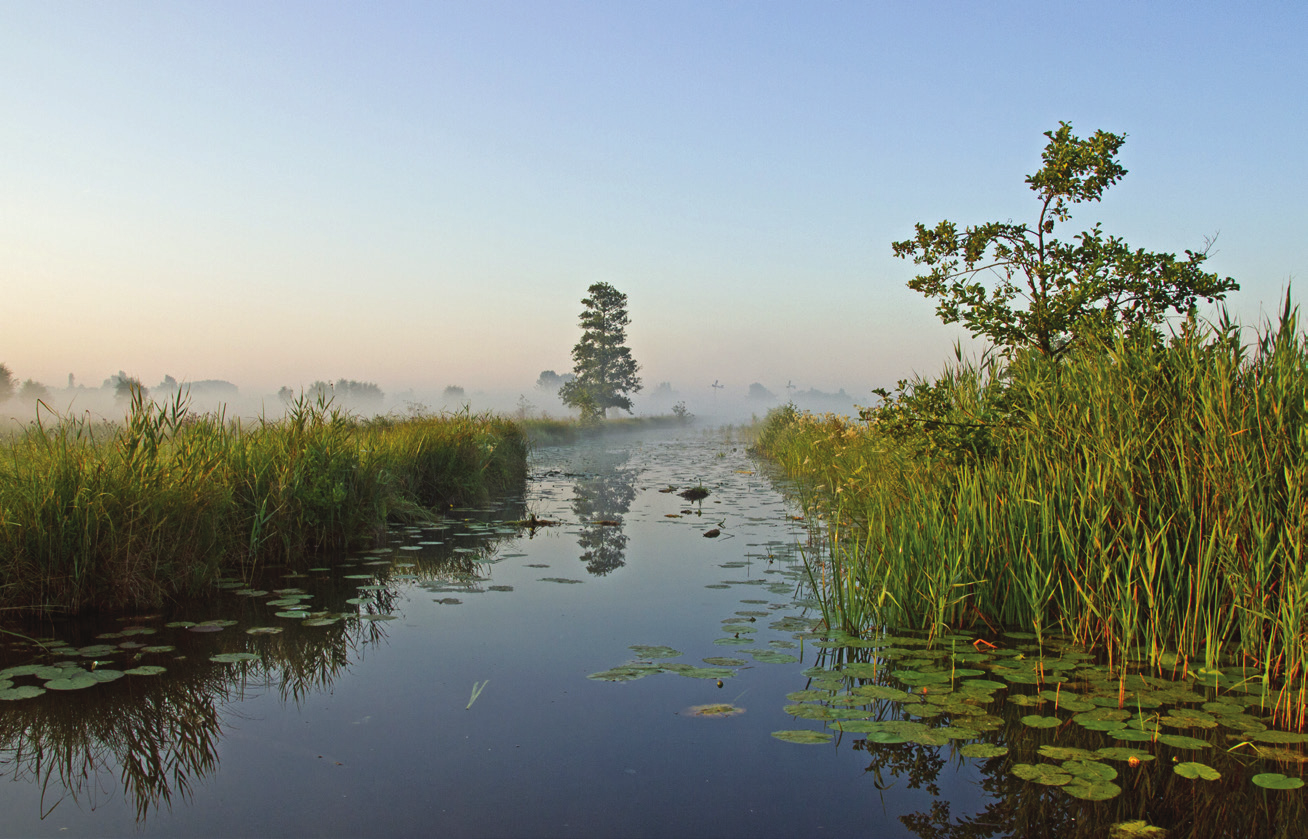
3 1 1305 407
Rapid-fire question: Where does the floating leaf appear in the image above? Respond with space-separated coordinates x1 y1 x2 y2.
89 670 125 683
960 743 1008 759
0 685 46 701
1062 760 1118 782
1096 747 1155 763
1109 821 1168 839
749 650 799 664
1251 773 1304 790
538 577 583 584
1254 730 1308 744
1174 762 1220 780
302 617 340 627
685 704 744 718
629 645 681 659
125 666 167 676
1039 746 1099 761
245 627 283 635
1012 763 1071 785
44 674 98 691
703 657 747 667
1021 715 1063 729
772 730 832 744
210 653 259 663
275 611 310 619
359 614 397 621
1063 778 1122 800
1157 734 1210 750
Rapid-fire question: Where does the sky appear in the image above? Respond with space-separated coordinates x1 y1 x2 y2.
3 1 1306 412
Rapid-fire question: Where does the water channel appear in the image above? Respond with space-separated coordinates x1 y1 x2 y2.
0 430 1303 837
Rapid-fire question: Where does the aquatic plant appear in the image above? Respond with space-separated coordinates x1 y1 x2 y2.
754 299 1308 726
0 392 528 614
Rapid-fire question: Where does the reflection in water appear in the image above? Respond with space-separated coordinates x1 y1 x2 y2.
0 519 515 824
570 448 638 576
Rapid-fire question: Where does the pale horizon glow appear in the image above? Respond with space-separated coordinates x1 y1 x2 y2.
3 2 1305 414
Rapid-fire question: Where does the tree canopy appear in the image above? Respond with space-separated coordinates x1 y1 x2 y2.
892 122 1238 356
559 282 642 418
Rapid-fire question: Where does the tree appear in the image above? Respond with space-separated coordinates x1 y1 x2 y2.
0 363 14 402
559 283 642 418
18 379 49 402
892 122 1238 357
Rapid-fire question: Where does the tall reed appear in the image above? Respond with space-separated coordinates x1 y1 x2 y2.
0 393 527 614
754 299 1308 724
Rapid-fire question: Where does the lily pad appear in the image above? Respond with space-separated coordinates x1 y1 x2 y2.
960 743 1008 759
629 645 681 659
1109 821 1168 839
1012 763 1071 786
44 674 99 691
1251 772 1304 790
1174 761 1220 780
685 703 744 718
538 577 584 584
1254 730 1308 744
1021 714 1063 729
1157 734 1210 750
245 627 283 635
0 685 46 700
1063 778 1122 800
772 730 832 744
125 666 167 676
359 614 397 621
210 653 258 665
275 611 310 619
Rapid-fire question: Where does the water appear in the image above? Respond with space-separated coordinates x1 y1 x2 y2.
0 431 1301 837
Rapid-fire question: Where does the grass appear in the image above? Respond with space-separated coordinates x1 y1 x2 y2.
0 393 527 615
753 299 1308 727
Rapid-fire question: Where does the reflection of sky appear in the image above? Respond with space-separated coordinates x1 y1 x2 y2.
3 3 1304 403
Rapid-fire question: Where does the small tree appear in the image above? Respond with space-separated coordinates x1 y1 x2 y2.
113 374 148 403
18 379 49 402
0 363 14 402
892 122 1237 357
559 283 642 419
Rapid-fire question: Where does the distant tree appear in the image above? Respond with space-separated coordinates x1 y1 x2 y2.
535 370 574 392
158 374 179 391
18 379 49 402
892 122 1238 357
748 382 777 401
443 385 466 400
277 386 294 402
113 374 147 403
0 363 14 402
308 380 333 401
559 282 642 419
335 379 384 403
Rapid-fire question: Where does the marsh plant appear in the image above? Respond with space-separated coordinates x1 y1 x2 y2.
754 301 1308 727
0 391 527 614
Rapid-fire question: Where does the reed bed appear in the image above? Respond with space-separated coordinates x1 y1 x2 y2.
0 394 527 614
754 301 1308 725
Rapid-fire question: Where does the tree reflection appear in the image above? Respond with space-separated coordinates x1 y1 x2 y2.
570 448 638 575
0 522 519 823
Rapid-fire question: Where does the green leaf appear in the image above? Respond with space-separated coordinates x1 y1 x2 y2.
1173 762 1220 781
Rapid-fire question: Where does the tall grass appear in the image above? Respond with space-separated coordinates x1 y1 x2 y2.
754 300 1308 725
0 393 527 614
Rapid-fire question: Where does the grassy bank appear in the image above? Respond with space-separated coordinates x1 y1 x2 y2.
0 394 527 614
753 302 1308 725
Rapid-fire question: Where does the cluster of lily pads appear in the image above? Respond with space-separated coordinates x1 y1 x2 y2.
768 628 1305 796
